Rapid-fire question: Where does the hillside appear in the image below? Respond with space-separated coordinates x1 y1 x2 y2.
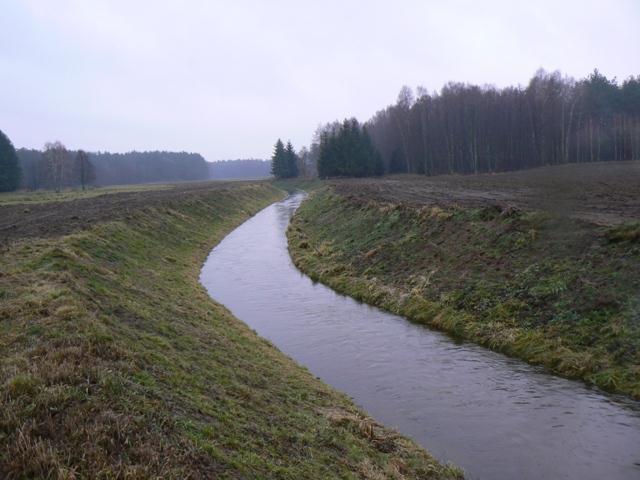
289 161 640 398
0 182 460 479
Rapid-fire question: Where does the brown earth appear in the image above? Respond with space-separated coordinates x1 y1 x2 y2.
330 160 640 225
0 181 265 245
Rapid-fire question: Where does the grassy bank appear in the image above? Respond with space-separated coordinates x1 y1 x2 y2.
288 188 640 399
0 182 461 479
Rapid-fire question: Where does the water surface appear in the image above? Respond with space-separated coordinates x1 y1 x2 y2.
200 193 640 480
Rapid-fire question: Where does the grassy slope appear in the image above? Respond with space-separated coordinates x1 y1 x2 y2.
289 188 640 399
0 182 461 479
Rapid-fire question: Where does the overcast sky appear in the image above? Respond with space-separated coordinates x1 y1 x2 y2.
1 1 639 160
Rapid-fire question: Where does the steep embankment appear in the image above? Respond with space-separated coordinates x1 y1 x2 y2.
288 165 640 399
0 182 461 479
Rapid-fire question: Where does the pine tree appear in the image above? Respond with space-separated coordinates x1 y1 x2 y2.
285 141 299 178
316 119 384 178
270 139 287 178
0 129 21 192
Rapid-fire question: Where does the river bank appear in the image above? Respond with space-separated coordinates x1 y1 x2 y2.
287 165 640 398
203 191 640 480
0 182 460 479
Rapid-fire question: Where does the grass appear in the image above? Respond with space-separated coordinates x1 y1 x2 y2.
0 181 461 479
288 188 640 399
0 183 175 205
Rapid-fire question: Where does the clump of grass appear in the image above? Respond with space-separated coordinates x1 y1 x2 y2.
5 374 40 398
607 222 640 243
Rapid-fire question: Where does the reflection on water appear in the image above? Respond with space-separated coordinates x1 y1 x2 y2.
200 193 640 480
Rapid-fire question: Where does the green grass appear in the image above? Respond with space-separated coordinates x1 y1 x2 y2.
0 182 461 479
0 183 175 205
288 188 640 399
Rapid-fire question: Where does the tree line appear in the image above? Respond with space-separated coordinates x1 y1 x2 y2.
293 69 639 178
365 69 640 175
91 150 208 185
7 141 210 191
17 143 96 192
270 139 299 179
270 120 384 180
317 118 384 177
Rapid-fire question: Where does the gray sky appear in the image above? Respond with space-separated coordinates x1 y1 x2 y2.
1 1 639 161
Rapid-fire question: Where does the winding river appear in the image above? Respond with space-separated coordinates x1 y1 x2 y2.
200 192 640 480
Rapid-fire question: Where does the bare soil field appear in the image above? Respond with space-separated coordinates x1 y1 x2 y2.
0 181 262 244
331 161 640 225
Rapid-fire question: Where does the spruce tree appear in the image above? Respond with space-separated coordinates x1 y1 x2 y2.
0 129 21 192
270 139 287 178
316 120 384 178
285 141 299 178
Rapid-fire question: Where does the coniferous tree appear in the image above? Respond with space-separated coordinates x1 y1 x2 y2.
285 141 299 178
317 119 384 178
270 139 287 178
0 129 21 192
271 139 300 179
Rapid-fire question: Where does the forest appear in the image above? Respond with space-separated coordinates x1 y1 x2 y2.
365 69 640 175
317 118 384 177
16 147 209 189
297 69 640 177
270 139 299 179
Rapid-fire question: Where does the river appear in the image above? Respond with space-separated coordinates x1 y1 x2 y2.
200 192 640 480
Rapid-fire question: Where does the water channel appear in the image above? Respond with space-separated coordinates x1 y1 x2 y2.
200 192 640 480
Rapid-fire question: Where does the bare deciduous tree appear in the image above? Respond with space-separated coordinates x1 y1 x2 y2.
43 141 69 192
363 69 639 176
74 150 95 190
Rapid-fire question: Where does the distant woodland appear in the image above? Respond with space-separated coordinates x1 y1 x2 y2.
16 148 209 190
306 69 640 177
366 69 640 175
208 159 271 179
